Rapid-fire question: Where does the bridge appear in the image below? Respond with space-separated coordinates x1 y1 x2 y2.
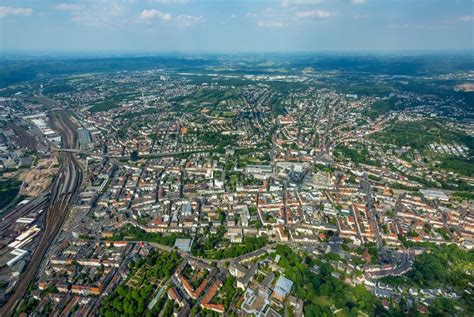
56 145 260 160
56 148 216 159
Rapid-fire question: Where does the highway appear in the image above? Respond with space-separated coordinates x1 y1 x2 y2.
0 106 83 316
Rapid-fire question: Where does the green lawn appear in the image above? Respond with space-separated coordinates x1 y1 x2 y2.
313 295 333 307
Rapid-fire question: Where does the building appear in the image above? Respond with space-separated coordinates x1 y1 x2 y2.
174 238 192 253
227 228 243 243
272 276 293 301
78 127 93 150
420 189 449 201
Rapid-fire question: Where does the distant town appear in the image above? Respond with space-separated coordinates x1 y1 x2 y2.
0 54 472 317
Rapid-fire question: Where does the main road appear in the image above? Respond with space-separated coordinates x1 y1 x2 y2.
0 105 83 316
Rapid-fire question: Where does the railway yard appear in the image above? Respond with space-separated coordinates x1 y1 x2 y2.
0 100 83 315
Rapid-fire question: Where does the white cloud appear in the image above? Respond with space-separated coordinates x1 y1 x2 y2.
281 0 324 7
175 14 205 27
246 12 258 18
54 3 83 11
251 6 331 27
352 0 366 4
257 20 284 28
140 9 172 21
458 15 474 22
139 9 205 28
0 6 32 18
56 0 130 27
296 9 331 19
149 0 190 4
389 23 409 29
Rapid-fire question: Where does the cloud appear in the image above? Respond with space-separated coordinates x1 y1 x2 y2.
0 6 32 18
140 9 172 21
175 14 205 27
149 0 190 4
296 9 331 19
257 20 284 28
281 0 324 7
389 23 409 29
458 15 474 22
139 9 205 28
246 12 258 18
351 0 366 4
55 0 130 27
251 6 331 27
54 3 83 11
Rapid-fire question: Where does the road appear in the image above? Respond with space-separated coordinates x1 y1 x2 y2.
148 241 274 268
0 106 83 316
361 173 383 250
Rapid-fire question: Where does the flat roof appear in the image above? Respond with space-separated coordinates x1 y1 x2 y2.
420 189 449 200
274 275 293 297
174 238 192 252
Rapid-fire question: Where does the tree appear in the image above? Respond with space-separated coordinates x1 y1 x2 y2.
430 297 456 316
219 211 226 224
130 150 139 162
162 300 174 317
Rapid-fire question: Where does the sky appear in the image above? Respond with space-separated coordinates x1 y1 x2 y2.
0 0 473 53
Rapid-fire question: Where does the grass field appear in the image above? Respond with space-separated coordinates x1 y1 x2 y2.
313 295 333 307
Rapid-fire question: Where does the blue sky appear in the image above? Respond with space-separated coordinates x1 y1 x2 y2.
0 0 473 53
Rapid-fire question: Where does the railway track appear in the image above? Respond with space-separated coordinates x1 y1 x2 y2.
0 194 49 232
0 108 83 316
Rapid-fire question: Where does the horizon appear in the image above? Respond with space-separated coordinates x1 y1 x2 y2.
1 49 473 58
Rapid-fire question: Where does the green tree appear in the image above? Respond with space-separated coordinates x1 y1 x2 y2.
130 150 139 162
